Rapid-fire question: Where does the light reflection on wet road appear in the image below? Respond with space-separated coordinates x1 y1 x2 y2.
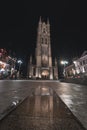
0 85 85 130
50 82 87 129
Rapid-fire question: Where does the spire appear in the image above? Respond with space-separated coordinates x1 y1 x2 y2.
37 16 42 33
55 58 57 66
47 18 50 34
37 16 42 47
30 55 32 64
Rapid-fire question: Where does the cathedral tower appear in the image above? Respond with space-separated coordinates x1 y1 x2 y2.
35 17 53 79
28 17 58 80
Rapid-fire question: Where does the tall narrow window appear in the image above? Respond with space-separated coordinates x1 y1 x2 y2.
45 39 47 44
41 38 43 44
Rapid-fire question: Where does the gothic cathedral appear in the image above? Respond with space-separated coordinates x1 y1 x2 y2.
27 17 58 80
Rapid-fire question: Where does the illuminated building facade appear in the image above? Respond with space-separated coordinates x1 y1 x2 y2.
27 18 58 79
65 51 87 78
0 48 17 79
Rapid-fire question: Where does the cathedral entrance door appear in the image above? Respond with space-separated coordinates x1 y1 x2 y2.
41 70 49 79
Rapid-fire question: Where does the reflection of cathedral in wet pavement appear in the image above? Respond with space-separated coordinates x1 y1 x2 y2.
27 17 58 79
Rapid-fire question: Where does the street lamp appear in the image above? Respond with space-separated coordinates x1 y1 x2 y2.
60 60 68 77
17 60 23 79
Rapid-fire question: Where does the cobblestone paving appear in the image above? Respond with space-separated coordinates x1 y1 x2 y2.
0 86 86 130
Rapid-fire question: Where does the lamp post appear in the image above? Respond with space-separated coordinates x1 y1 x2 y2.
61 60 68 77
17 60 23 79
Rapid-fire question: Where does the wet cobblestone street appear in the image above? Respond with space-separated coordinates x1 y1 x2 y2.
0 86 85 130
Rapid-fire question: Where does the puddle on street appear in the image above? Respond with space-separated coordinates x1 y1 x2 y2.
0 86 85 130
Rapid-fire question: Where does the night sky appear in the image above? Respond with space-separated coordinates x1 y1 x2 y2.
0 0 87 76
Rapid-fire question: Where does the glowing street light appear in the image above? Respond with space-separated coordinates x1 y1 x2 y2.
17 60 23 79
17 60 23 65
61 60 68 65
60 60 68 77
